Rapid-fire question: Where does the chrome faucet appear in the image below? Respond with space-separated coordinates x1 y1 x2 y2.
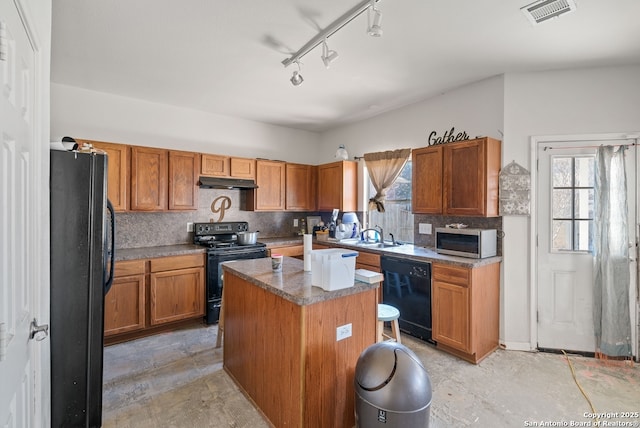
360 225 384 246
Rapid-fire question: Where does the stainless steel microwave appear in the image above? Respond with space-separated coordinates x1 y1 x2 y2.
435 228 497 259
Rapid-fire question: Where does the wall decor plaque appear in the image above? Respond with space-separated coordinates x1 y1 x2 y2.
210 195 231 222
427 127 470 146
499 161 530 216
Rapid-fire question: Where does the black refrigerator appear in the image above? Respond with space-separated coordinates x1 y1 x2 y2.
50 149 115 428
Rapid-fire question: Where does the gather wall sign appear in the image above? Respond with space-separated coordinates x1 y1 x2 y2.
427 127 470 146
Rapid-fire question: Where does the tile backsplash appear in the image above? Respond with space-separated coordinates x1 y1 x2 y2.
116 188 323 249
116 187 502 255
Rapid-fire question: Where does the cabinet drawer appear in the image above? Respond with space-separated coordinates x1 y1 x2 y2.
270 245 304 257
114 259 146 277
356 251 380 268
150 253 204 272
433 264 470 286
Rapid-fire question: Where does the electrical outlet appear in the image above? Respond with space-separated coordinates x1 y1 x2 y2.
187 222 194 232
336 323 352 341
418 223 432 234
293 219 299 227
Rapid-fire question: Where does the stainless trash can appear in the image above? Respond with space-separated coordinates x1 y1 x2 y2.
355 342 432 427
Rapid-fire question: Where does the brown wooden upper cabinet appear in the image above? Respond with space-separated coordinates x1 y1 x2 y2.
412 145 443 214
201 154 256 179
317 160 357 212
285 163 316 211
130 146 169 211
79 139 130 212
246 160 286 211
412 137 501 217
230 157 256 179
168 150 199 210
201 154 229 176
130 146 199 211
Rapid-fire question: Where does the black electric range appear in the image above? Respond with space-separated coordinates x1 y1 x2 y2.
193 222 267 324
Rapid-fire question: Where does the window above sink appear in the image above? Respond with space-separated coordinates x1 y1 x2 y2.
364 160 414 244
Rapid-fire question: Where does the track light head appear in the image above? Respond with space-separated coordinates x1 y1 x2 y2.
367 1 383 37
321 40 339 68
290 70 304 86
290 61 304 86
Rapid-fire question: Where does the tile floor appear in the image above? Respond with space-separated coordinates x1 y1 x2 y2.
102 324 640 427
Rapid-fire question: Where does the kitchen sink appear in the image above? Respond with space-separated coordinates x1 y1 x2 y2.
338 239 403 248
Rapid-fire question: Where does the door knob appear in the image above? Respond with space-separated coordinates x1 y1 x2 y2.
29 318 49 341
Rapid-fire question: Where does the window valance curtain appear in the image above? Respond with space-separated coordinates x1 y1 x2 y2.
364 148 411 212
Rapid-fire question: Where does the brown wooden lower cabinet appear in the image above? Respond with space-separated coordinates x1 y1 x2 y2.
432 261 500 364
104 260 146 336
104 253 205 342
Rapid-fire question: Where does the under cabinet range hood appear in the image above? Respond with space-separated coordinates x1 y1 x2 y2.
198 176 258 189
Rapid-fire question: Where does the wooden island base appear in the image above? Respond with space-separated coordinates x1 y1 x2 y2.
222 258 378 428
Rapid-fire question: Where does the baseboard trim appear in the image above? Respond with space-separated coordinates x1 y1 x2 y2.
500 341 535 351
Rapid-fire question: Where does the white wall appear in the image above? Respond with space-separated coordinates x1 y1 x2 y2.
51 83 322 163
318 75 505 162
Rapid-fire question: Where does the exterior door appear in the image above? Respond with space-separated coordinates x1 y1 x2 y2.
0 1 49 427
536 137 637 353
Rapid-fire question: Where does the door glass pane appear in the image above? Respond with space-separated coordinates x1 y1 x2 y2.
550 155 595 252
574 220 592 251
552 220 572 251
574 189 594 219
574 157 595 187
552 157 572 187
552 189 572 218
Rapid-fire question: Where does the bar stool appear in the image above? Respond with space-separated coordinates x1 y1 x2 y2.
377 303 401 344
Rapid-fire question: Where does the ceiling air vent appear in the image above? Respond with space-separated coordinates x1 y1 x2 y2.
521 0 577 25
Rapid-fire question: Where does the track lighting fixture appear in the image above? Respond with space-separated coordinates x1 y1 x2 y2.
321 39 339 68
367 0 383 37
290 61 304 86
282 0 384 84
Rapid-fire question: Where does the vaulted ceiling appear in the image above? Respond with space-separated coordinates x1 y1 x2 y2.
51 0 640 132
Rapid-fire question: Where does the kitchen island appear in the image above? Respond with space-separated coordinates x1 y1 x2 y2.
222 257 379 428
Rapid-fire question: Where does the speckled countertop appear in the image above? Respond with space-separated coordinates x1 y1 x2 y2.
260 236 307 246
115 244 205 261
114 237 502 268
222 257 378 306
262 236 502 268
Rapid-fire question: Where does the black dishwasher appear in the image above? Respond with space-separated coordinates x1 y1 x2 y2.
380 255 434 343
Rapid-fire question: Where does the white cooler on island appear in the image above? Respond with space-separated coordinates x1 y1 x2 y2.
311 248 359 291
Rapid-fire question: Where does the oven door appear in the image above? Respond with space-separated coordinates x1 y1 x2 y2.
205 247 267 324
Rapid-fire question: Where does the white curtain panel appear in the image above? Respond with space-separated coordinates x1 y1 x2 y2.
593 145 632 358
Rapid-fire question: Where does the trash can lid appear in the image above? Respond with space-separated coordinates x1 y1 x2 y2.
355 342 432 411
